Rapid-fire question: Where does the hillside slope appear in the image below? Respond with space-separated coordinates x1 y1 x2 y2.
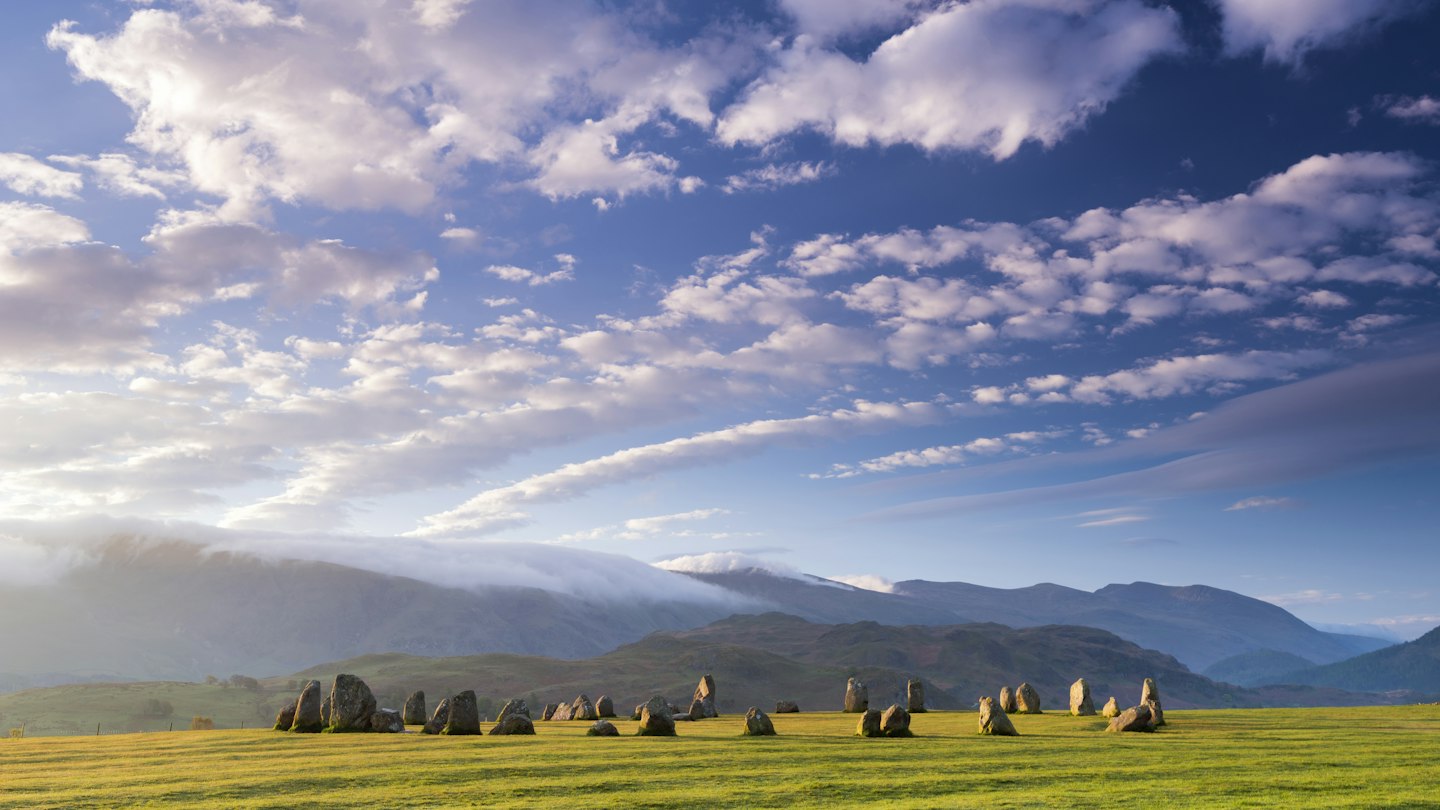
1263 626 1440 692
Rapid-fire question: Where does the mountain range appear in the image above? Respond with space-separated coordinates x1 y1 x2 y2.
0 536 1400 697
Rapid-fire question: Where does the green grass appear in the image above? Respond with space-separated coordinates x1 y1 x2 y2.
1 706 1437 808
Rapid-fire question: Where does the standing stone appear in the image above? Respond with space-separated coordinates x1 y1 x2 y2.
881 704 913 738
327 674 378 732
320 696 332 727
742 707 777 736
1106 704 1155 733
907 679 927 713
496 699 530 724
403 691 426 726
442 690 481 735
1102 697 1120 718
688 698 709 721
1145 698 1165 728
290 680 323 733
272 698 298 732
1016 682 1042 714
844 677 869 713
422 698 450 735
587 720 620 737
999 686 1017 714
369 708 404 733
978 696 1019 736
775 700 800 713
692 674 718 718
550 701 573 721
596 695 615 718
1141 679 1165 726
636 696 676 737
569 694 597 722
542 703 559 721
1069 678 1095 716
855 708 883 737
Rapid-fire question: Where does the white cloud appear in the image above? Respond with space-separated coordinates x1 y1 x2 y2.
1077 514 1149 528
1225 495 1298 511
722 161 835 194
1380 94 1440 125
48 153 182 199
0 153 83 198
1259 588 1346 607
483 256 576 286
718 0 1181 159
1068 350 1331 404
1298 290 1351 309
654 551 803 579
1214 0 1425 64
817 432 1051 479
827 573 896 593
409 398 951 537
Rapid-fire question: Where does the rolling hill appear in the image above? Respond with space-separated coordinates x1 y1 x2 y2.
1256 626 1440 693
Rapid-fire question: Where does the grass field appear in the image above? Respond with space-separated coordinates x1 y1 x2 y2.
2 706 1437 808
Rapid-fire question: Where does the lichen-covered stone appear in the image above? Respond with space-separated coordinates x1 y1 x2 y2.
742 707 776 736
541 703 559 721
843 677 869 713
881 704 913 738
855 708 883 737
587 720 620 737
272 699 297 732
290 680 323 733
1102 696 1120 717
775 700 800 713
1106 704 1155 733
978 696 1019 736
596 695 615 718
442 690 481 735
999 686 1017 714
907 679 926 713
1016 682 1042 714
422 698 450 735
569 694 597 722
636 696 676 737
370 708 404 733
1069 678 1095 716
490 713 536 735
403 691 426 726
692 675 718 718
327 674 377 732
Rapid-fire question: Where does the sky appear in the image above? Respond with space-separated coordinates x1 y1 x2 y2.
1 0 1438 639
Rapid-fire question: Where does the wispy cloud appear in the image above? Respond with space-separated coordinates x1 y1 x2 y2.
1225 495 1298 511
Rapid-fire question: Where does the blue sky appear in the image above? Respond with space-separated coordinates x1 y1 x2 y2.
1 0 1438 638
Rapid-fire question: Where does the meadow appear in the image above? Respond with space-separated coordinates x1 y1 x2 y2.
2 706 1437 808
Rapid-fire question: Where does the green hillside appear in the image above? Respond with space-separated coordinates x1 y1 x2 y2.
1268 626 1440 693
1 707 1438 808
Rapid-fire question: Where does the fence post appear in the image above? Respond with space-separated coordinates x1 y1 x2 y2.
96 722 101 736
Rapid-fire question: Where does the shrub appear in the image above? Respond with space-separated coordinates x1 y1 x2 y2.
8 727 22 739
138 699 174 718
190 716 215 731
229 675 260 691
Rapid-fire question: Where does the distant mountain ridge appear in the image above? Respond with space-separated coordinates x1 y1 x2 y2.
1254 626 1440 693
681 570 1390 671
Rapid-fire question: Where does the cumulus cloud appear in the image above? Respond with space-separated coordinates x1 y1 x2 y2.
1379 95 1440 125
718 0 1181 158
654 550 804 580
484 255 576 286
1214 0 1425 64
0 153 83 198
722 161 835 194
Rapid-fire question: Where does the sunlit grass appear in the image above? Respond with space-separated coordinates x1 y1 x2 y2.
1 706 1437 808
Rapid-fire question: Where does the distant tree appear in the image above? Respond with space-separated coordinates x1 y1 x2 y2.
228 675 260 691
204 675 219 686
286 680 299 691
190 716 215 731
138 699 174 718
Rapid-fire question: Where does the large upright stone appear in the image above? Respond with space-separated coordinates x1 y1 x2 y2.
490 705 536 736
291 680 323 733
978 696 1019 736
1015 682 1042 714
999 686 1017 714
569 694 598 722
542 703 559 721
320 696 332 727
636 696 676 737
272 698 297 732
881 704 913 737
844 678 869 713
907 679 926 713
496 699 530 724
1069 678 1095 717
550 701 573 721
775 700 800 713
403 691 426 726
596 695 615 718
1141 678 1165 726
1106 704 1155 733
1102 697 1120 718
327 674 378 732
422 697 450 735
742 707 777 736
692 674 718 718
855 708 883 737
443 690 482 735
370 708 404 733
